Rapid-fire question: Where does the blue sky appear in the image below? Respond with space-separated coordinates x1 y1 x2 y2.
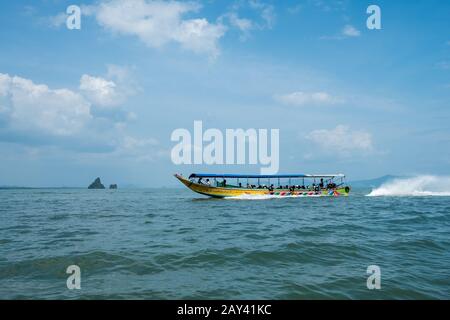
0 0 449 187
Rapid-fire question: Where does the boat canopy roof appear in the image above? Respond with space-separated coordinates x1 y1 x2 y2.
188 173 345 179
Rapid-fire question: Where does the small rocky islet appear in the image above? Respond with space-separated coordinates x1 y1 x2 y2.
88 177 118 189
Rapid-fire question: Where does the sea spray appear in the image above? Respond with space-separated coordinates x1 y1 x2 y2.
367 175 450 196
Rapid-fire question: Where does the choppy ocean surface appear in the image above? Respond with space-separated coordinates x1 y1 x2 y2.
0 184 449 299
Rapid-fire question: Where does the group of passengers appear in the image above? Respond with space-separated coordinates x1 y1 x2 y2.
195 177 338 190
245 178 337 191
196 178 212 186
246 184 318 192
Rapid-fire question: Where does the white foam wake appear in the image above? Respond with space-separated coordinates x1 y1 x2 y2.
367 175 450 197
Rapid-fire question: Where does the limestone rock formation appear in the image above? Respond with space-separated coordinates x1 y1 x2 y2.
88 177 105 189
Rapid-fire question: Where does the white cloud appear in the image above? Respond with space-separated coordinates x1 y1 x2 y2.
218 12 254 41
306 125 373 155
79 75 118 107
249 0 276 29
220 0 274 41
79 65 137 108
106 64 139 97
274 91 343 106
0 72 159 161
176 19 226 56
310 0 347 12
47 12 67 28
320 24 361 40
342 25 360 37
228 13 253 33
50 1 275 55
0 73 91 136
89 0 226 58
0 73 11 95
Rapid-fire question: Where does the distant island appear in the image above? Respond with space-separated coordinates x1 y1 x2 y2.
88 177 105 189
86 178 118 189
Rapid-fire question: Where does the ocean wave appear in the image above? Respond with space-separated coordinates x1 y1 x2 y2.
367 175 450 197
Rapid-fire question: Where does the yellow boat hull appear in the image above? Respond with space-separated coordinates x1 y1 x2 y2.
174 174 350 198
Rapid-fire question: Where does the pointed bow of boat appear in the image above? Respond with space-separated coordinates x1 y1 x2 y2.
174 174 192 187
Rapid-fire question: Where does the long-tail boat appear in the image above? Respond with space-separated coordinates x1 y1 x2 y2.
174 173 350 198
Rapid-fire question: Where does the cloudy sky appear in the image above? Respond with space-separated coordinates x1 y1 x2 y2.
0 0 449 187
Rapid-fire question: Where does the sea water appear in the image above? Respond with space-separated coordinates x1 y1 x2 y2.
0 181 449 299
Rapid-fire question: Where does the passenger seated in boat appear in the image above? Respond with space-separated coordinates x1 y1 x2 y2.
327 182 337 189
205 179 211 186
238 182 242 188
319 179 324 189
198 178 203 184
